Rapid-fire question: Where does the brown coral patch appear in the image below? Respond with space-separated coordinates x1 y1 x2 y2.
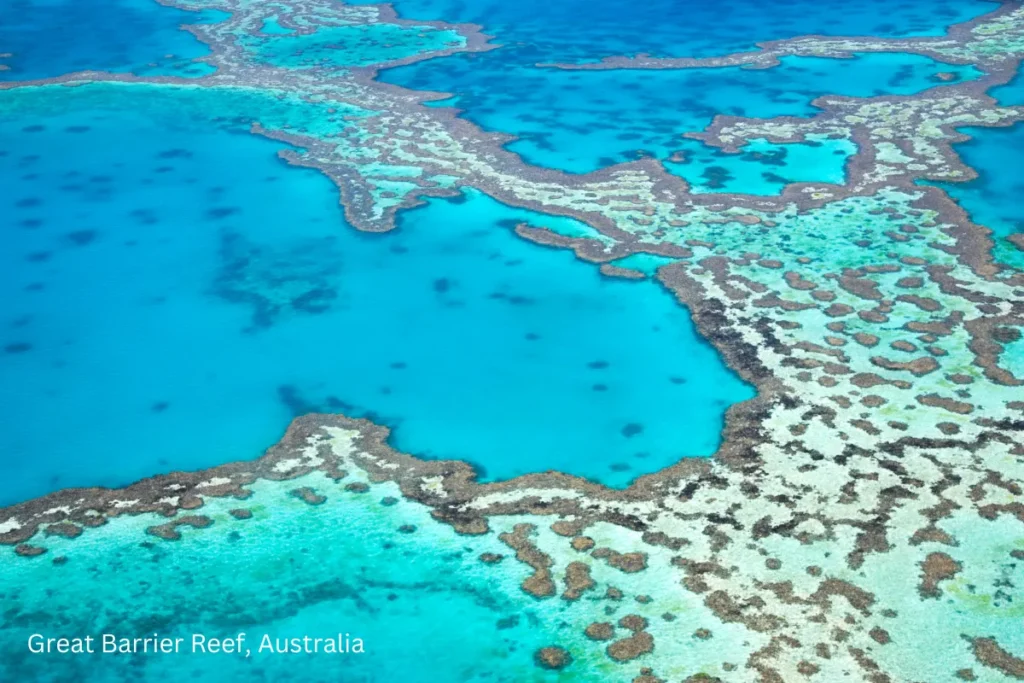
571 535 596 552
870 355 939 376
562 561 596 600
968 637 1024 679
146 515 213 541
619 614 649 632
916 394 975 415
585 622 615 641
534 646 573 670
14 543 46 557
607 631 654 662
499 523 555 598
44 522 83 538
290 487 326 505
919 552 961 598
593 547 648 573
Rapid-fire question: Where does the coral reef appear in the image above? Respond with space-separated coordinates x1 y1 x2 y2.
2 0 1024 680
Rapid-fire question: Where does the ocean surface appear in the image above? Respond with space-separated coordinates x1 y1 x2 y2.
2 0 1021 681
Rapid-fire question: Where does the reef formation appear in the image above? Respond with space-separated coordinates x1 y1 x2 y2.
2 0 1024 681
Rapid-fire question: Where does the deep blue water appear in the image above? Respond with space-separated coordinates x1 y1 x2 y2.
357 0 990 62
385 51 979 180
0 101 752 504
0 0 222 80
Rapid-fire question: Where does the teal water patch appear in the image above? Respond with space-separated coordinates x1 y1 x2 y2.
244 23 466 70
666 135 855 195
382 52 979 178
0 0 226 80
0 90 752 503
259 16 295 36
606 254 677 276
1004 332 1024 378
930 119 1024 269
0 474 613 682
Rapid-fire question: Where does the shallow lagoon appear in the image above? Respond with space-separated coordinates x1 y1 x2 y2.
0 95 752 504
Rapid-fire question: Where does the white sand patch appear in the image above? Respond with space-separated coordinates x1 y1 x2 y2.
273 458 303 473
0 519 22 534
198 477 232 488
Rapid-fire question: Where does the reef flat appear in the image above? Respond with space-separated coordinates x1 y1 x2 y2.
2 0 1024 681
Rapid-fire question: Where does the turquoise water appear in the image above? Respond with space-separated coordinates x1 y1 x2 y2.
665 135 856 195
0 0 224 80
383 53 980 179
356 0 989 63
2 0 1022 681
0 98 752 504
1005 334 1024 378
931 74 1024 269
259 16 295 36
607 254 678 276
934 122 1024 269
